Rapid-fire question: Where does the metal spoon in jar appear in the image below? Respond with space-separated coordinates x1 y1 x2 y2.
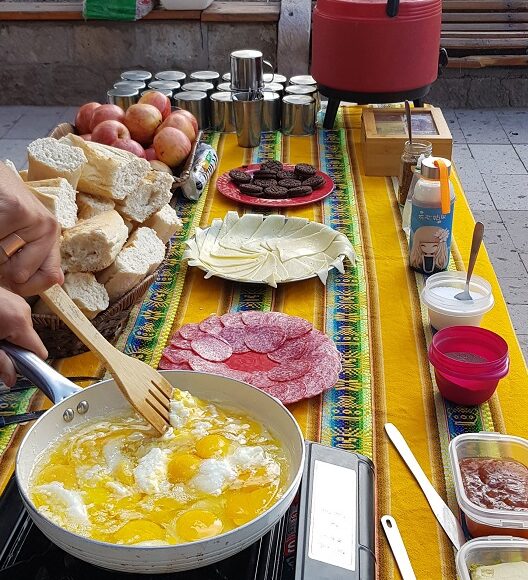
405 101 412 145
455 221 484 301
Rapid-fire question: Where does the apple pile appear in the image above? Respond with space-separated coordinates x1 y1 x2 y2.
74 91 198 173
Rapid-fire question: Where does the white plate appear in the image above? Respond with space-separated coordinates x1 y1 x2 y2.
183 212 356 287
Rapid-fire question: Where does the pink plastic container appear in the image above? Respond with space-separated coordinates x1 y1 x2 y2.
428 326 509 405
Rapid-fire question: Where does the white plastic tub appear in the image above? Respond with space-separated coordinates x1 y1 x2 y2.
421 271 494 330
456 537 528 580
161 0 214 9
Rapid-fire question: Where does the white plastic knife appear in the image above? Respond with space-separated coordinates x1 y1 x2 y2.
381 515 416 580
385 423 466 550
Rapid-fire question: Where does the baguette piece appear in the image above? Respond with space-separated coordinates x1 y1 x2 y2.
60 134 150 201
3 159 21 179
115 170 174 223
77 192 115 221
143 204 183 244
62 272 109 319
26 177 78 229
27 137 87 189
97 227 165 301
61 210 128 273
19 169 28 181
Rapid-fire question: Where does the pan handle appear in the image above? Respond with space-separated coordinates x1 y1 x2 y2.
0 341 82 403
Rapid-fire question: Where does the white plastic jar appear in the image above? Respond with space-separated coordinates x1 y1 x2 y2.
421 271 494 330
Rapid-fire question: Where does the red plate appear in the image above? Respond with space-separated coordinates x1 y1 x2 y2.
217 164 335 208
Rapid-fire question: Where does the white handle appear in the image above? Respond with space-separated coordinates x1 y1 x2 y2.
381 516 416 580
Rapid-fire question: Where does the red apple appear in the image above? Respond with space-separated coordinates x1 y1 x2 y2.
91 120 130 145
112 138 146 158
153 127 192 168
124 104 162 146
80 134 92 141
90 104 125 131
144 147 157 161
173 109 198 136
149 160 172 173
157 111 196 142
75 102 100 134
139 91 172 120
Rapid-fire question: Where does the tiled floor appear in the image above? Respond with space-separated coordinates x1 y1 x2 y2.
0 106 527 362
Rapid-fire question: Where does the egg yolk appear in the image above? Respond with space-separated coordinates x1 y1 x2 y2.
226 488 275 525
168 453 202 483
114 520 165 544
195 434 229 458
37 465 77 489
114 459 135 486
175 510 223 542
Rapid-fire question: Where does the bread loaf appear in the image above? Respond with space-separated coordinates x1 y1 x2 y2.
143 204 183 244
19 169 28 181
115 170 174 223
62 272 109 319
60 134 150 201
97 227 165 301
61 210 128 273
77 192 115 221
27 137 87 189
27 177 78 229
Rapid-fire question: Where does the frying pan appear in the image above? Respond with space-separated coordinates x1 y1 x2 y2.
1 342 305 574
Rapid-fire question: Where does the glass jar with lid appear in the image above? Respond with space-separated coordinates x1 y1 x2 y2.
397 140 432 205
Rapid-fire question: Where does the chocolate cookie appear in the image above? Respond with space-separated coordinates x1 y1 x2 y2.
253 178 277 188
276 170 296 180
294 163 317 178
263 185 289 198
278 179 302 189
261 160 283 172
303 175 325 189
239 183 264 196
253 170 278 180
288 186 313 197
229 169 251 184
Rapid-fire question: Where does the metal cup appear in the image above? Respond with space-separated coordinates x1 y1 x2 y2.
222 72 231 82
262 92 281 132
217 82 232 92
210 92 235 133
155 70 186 83
121 70 152 83
230 50 274 92
289 75 316 86
264 73 287 84
114 80 146 91
232 92 263 148
174 91 209 129
149 80 181 92
285 84 320 111
141 88 173 99
282 95 316 136
182 82 215 98
190 71 220 86
107 88 139 110
264 82 284 98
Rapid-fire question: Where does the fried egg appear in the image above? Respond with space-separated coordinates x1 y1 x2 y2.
29 389 287 546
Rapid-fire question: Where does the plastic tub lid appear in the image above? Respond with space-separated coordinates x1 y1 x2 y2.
456 537 528 580
449 432 528 529
421 271 494 317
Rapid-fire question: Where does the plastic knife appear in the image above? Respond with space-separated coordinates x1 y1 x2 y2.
381 515 416 580
385 423 466 550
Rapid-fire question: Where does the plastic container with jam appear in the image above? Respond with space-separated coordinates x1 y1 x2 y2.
449 432 528 539
456 537 528 580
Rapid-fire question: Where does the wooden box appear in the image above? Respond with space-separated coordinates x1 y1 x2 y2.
360 107 453 177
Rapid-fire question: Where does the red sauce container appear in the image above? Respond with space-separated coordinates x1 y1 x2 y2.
449 433 528 539
428 326 509 406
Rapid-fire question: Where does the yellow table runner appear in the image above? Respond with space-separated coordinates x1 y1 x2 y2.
2 106 527 579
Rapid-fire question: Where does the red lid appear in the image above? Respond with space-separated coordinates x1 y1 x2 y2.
315 0 441 20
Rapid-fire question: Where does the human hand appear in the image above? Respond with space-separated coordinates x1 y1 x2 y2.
0 287 47 387
0 162 63 296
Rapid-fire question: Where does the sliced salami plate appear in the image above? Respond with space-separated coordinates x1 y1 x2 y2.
159 311 342 405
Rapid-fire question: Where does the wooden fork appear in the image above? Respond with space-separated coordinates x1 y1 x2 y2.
40 284 172 435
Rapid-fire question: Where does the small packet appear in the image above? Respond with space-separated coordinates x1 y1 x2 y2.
181 144 218 201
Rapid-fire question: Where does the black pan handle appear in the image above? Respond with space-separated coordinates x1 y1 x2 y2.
386 0 400 17
0 341 81 404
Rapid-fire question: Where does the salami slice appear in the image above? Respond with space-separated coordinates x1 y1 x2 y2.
279 379 308 404
191 335 233 362
169 336 193 350
241 311 267 326
261 312 289 326
220 312 245 328
162 347 192 365
219 326 249 353
277 315 312 339
267 359 311 382
244 326 286 353
267 335 308 362
188 356 249 381
249 373 276 390
178 323 204 340
199 315 224 335
158 357 191 371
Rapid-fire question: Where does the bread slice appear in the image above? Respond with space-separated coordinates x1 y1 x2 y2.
26 177 78 229
143 204 183 244
19 169 28 181
115 170 174 223
3 159 21 179
97 227 165 301
27 137 87 189
77 192 115 221
60 134 150 201
61 210 128 273
62 272 109 319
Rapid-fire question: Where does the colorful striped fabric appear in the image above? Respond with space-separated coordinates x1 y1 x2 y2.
0 106 526 578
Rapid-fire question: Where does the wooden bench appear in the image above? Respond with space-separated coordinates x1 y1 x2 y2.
442 0 528 67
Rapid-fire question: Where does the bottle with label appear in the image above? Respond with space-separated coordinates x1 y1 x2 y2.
409 157 455 275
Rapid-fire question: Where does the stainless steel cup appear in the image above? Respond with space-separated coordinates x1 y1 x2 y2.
230 50 274 92
289 75 316 86
141 88 173 99
217 82 232 92
264 82 284 98
285 84 320 110
233 92 263 148
222 72 231 82
149 80 181 92
182 81 215 98
107 88 139 110
262 92 281 132
114 80 146 91
155 70 186 83
210 92 235 133
190 71 220 86
174 91 209 129
121 70 152 83
264 73 287 84
282 95 316 136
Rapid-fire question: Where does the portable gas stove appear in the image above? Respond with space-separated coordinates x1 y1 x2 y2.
0 443 375 580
